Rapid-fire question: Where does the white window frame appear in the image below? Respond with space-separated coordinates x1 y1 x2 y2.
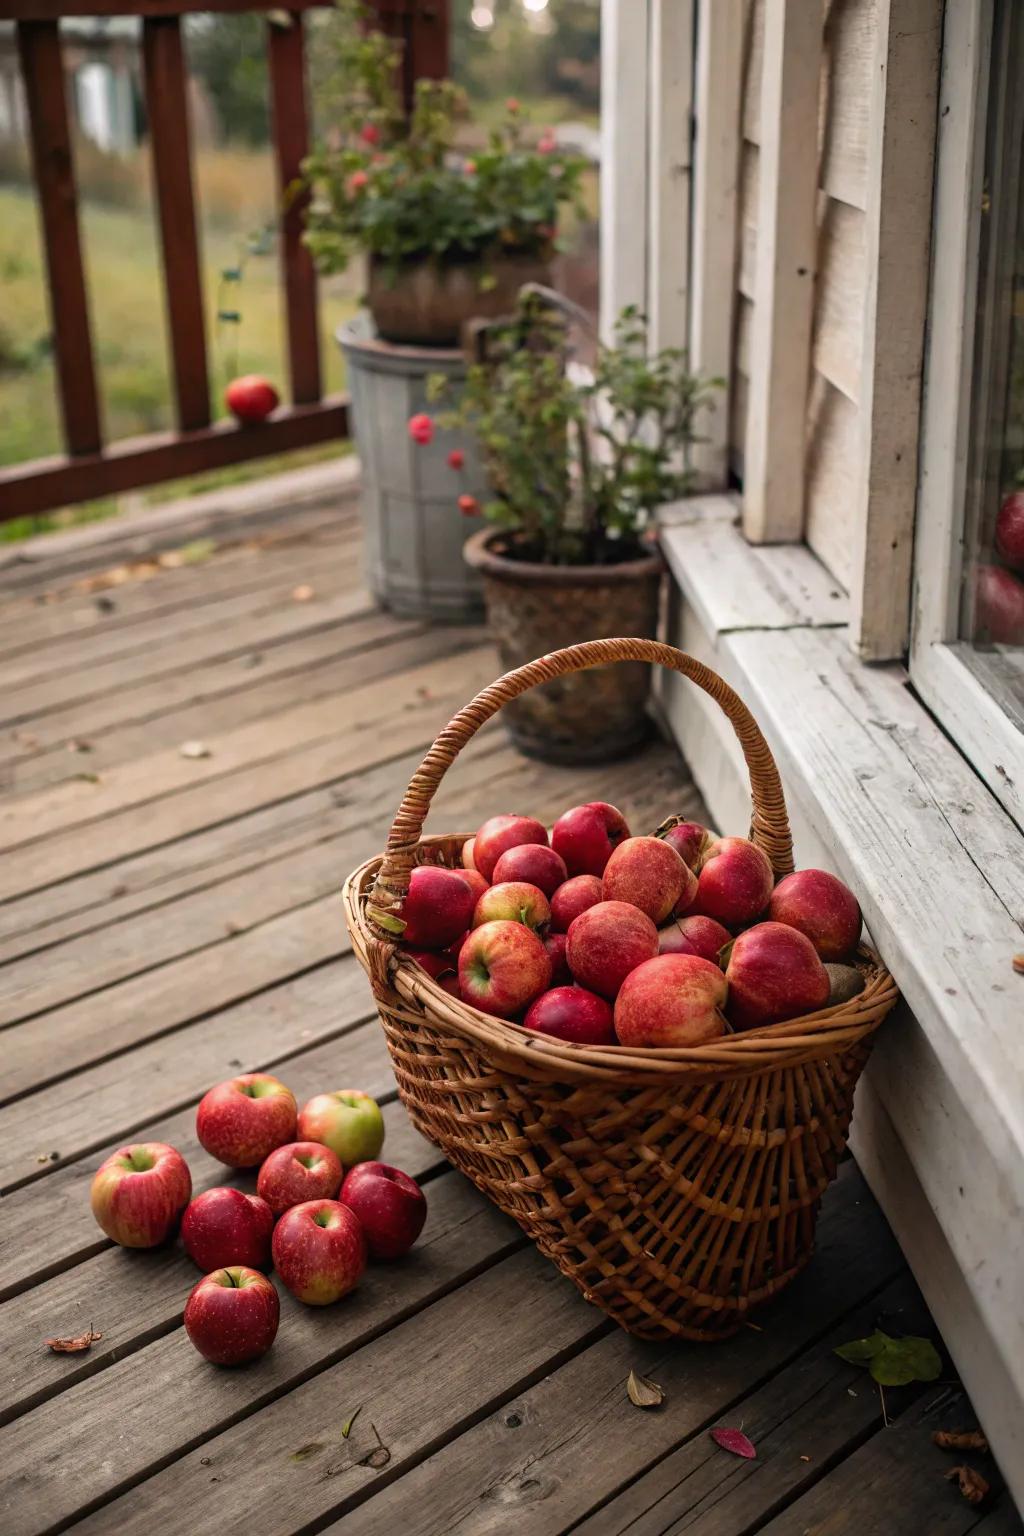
910 0 1024 832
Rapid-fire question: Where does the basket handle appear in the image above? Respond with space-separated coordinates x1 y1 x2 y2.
367 639 793 933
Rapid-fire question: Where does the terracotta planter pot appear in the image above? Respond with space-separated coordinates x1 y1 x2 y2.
367 253 552 347
464 529 663 763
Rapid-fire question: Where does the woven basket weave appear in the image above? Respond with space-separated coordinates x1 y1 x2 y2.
344 639 899 1340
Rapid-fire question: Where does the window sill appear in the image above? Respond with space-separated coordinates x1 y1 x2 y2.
658 494 1024 1503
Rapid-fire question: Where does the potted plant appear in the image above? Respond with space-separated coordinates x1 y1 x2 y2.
303 1 585 346
424 292 718 762
301 2 585 622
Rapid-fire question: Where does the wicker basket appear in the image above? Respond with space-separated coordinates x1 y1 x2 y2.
344 640 899 1340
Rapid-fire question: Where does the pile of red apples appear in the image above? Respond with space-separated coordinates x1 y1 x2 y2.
89 1079 426 1367
977 489 1024 645
399 801 864 1050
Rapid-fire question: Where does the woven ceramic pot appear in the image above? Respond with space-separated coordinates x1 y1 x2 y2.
463 528 663 763
367 253 552 346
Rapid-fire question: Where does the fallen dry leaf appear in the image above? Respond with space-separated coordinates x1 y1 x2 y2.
710 1427 757 1459
341 1406 362 1439
45 1328 102 1353
627 1370 665 1408
1013 954 1024 975
945 1465 989 1505
933 1429 989 1453
66 739 93 754
292 584 315 601
179 741 211 760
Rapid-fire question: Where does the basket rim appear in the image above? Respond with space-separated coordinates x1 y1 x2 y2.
344 838 899 1087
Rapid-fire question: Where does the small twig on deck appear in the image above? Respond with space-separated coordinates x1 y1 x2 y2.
879 1384 890 1428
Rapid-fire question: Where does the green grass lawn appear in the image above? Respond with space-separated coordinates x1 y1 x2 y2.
0 168 359 538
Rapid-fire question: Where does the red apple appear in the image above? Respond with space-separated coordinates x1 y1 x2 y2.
399 865 475 949
462 837 477 869
225 374 279 424
544 931 572 984
297 1090 385 1168
565 900 659 999
181 1187 274 1272
458 919 552 1017
457 868 490 905
257 1141 344 1217
407 947 459 982
472 814 549 881
340 1161 427 1260
184 1266 280 1365
524 985 616 1045
602 835 696 924
658 914 732 963
549 874 604 933
691 837 774 929
271 1198 367 1305
768 869 862 960
614 953 728 1048
90 1142 191 1248
725 921 830 1029
491 842 568 896
996 490 1024 572
196 1073 297 1169
472 880 551 933
551 801 631 876
975 563 1024 644
658 820 713 870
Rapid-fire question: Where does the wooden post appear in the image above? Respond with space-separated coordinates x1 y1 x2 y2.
16 20 102 458
646 0 694 353
848 0 943 660
689 0 743 487
268 11 322 405
600 0 650 342
742 0 821 544
142 16 210 433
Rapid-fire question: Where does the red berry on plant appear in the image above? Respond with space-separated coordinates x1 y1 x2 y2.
408 413 433 446
506 97 520 114
359 122 380 147
346 169 369 196
447 448 464 470
537 131 556 154
463 159 477 176
458 494 480 517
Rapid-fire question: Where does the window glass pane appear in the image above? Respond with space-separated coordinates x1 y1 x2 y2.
959 0 1024 722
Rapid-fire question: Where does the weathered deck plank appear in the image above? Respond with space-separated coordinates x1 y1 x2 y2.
0 482 1017 1536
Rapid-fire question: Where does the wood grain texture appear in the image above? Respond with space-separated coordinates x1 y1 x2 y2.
0 1187 525 1536
804 371 858 589
812 195 866 406
23 1249 604 1536
599 0 650 338
646 0 694 352
743 0 822 543
267 11 322 404
847 0 942 660
0 399 348 523
15 21 102 457
141 16 210 432
690 0 744 486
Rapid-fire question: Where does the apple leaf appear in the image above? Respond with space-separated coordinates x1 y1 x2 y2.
626 1370 665 1408
45 1328 102 1353
710 1427 757 1459
834 1330 941 1386
945 1465 990 1505
341 1406 362 1439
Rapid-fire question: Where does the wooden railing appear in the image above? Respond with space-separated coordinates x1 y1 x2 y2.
0 0 449 522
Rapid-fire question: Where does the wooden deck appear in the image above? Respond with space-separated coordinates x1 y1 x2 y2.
0 475 1018 1535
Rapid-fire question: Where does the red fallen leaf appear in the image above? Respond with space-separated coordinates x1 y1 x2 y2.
945 1465 989 1505
710 1427 757 1459
45 1328 102 1353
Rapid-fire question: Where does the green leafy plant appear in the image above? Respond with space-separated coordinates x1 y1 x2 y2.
428 291 717 566
302 0 584 281
834 1330 942 1387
